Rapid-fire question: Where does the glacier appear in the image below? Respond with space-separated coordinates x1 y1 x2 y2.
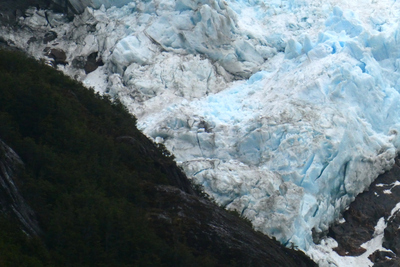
4 0 400 264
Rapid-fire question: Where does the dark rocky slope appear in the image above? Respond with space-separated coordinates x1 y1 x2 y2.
0 49 315 266
146 184 315 266
328 157 400 266
0 139 41 236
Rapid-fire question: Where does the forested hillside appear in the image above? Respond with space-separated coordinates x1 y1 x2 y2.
0 50 315 266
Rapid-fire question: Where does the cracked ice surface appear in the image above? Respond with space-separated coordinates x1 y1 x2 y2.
135 1 400 251
137 0 400 252
5 0 400 262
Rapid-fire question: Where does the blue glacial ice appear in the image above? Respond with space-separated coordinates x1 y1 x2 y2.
8 0 400 261
130 1 400 250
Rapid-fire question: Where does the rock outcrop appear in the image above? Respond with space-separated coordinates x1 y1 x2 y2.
0 139 41 236
328 157 400 265
147 184 316 267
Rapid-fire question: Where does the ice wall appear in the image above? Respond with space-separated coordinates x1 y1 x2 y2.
135 2 400 249
6 0 400 256
107 0 272 79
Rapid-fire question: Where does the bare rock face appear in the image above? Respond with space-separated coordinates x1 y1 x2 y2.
368 250 397 266
84 52 103 74
0 139 41 236
146 185 317 267
328 157 400 265
43 30 57 44
46 48 67 65
72 52 104 74
384 214 400 253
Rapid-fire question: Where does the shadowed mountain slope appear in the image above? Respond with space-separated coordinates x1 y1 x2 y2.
0 50 316 266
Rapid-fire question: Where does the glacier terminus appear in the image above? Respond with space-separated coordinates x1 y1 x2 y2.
4 0 400 265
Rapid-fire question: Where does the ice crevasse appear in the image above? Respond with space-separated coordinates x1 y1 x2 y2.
11 0 400 254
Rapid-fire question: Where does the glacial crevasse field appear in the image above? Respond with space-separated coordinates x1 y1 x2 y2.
3 0 400 265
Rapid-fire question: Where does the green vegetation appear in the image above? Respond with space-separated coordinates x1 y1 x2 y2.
0 50 213 266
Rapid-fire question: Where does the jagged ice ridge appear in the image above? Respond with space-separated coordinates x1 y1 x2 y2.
4 0 400 263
